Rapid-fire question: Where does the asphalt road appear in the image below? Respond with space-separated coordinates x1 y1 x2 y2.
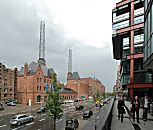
0 99 113 130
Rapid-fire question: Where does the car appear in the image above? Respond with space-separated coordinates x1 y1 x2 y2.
37 106 46 113
10 114 34 126
83 110 93 118
7 102 16 106
65 118 79 130
75 105 84 110
4 99 12 104
0 107 4 111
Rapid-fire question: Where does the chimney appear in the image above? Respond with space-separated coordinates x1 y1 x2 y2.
24 63 28 77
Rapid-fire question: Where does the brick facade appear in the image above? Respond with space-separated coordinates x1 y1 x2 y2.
17 62 54 104
0 63 18 100
66 75 105 99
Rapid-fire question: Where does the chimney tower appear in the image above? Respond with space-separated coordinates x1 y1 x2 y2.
38 21 46 66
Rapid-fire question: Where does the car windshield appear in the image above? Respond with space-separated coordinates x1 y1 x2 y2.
12 116 17 119
66 120 73 124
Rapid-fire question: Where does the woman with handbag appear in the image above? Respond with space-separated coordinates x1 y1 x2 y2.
117 96 125 122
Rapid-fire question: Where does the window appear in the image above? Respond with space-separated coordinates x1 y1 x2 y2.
4 88 7 93
145 19 148 44
10 94 12 97
37 86 41 92
4 94 7 97
10 88 12 92
134 16 144 24
37 95 41 102
40 78 41 83
152 6 153 33
148 12 150 37
134 34 144 44
152 36 153 54
134 7 144 16
37 77 39 82
44 87 46 92
44 79 46 83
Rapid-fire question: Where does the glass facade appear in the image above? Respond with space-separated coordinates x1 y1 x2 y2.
144 0 153 62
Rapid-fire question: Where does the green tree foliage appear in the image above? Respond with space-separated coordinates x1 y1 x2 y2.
45 73 63 130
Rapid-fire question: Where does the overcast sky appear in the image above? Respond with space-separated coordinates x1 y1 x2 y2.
0 0 120 92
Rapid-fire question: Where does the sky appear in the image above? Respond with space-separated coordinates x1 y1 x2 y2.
0 0 120 92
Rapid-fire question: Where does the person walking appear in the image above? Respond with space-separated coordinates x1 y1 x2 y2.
117 96 125 122
131 96 140 123
143 96 149 121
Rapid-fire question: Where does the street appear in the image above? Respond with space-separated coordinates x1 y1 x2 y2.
0 99 112 130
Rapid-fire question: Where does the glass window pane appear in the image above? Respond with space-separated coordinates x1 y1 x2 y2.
148 12 150 38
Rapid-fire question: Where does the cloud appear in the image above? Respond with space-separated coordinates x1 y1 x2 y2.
0 0 119 92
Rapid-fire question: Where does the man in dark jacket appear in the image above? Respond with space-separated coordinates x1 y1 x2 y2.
131 96 140 123
117 96 125 122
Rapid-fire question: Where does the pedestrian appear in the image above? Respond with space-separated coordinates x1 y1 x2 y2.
142 95 149 121
117 96 125 122
0 102 2 107
131 96 140 123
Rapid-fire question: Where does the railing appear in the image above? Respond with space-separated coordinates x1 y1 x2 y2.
96 98 115 130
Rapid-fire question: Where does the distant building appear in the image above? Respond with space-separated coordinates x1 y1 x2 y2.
66 72 105 99
17 62 55 104
0 63 18 100
60 87 77 100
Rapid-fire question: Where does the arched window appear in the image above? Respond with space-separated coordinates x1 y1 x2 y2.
37 95 41 102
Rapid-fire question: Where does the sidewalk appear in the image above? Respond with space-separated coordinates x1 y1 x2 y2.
111 99 153 130
125 101 153 130
0 103 41 116
111 100 134 130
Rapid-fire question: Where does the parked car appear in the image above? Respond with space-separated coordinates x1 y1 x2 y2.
75 105 84 110
37 106 46 113
5 99 17 104
0 107 4 111
10 114 33 126
103 99 108 104
65 118 79 130
83 110 93 118
5 99 12 104
7 102 16 106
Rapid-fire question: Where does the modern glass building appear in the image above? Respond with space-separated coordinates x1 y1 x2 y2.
144 0 153 70
112 0 153 99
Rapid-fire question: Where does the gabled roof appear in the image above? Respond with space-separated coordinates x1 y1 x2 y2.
19 61 55 77
72 72 80 80
61 87 77 94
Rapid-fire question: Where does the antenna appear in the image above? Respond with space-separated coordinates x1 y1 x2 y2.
68 49 72 73
38 21 46 65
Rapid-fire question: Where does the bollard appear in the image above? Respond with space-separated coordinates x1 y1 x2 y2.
95 125 97 130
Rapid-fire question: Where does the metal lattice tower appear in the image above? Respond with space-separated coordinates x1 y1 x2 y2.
38 21 46 65
68 49 72 73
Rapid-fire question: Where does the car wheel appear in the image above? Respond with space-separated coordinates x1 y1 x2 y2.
17 122 21 126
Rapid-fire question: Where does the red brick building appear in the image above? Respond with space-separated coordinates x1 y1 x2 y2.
17 62 55 104
66 72 105 99
60 87 77 100
0 63 18 100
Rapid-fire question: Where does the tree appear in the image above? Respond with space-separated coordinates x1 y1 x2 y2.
45 73 63 130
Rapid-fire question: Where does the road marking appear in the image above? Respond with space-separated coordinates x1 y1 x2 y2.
40 113 46 117
56 119 63 123
0 125 7 128
0 115 2 117
39 118 45 122
0 119 3 121
12 125 24 130
34 116 37 118
38 129 41 130
26 122 34 126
